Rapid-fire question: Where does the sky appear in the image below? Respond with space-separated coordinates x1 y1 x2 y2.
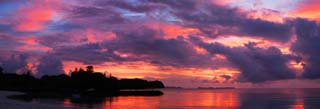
1 0 320 88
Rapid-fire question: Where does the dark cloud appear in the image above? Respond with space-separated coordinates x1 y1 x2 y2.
96 0 162 13
239 19 292 42
0 54 29 74
0 0 23 4
53 43 123 65
148 0 197 11
51 26 217 68
0 34 23 50
147 0 293 42
1 0 317 84
61 0 294 42
291 18 320 79
36 54 64 77
105 27 214 68
220 75 232 81
66 4 127 31
38 32 87 48
191 37 296 83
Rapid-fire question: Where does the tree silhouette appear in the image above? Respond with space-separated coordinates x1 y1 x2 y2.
86 66 94 73
0 65 165 98
0 66 3 74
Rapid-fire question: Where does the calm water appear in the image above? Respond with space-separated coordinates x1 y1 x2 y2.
35 89 320 109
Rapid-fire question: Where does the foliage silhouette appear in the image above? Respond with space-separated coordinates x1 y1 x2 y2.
0 65 164 99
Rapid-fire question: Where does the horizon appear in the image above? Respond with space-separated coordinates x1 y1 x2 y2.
1 0 320 88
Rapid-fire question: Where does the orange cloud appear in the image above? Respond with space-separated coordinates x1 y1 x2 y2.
142 21 200 39
291 0 320 21
287 60 304 76
210 35 294 54
193 45 208 55
162 25 200 39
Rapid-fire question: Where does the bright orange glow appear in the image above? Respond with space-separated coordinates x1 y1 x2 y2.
163 90 239 108
62 61 240 82
193 45 208 55
287 60 304 77
143 22 200 39
289 89 306 109
214 54 227 60
210 35 293 54
292 3 320 21
211 36 264 47
163 25 200 39
104 96 160 109
291 97 305 109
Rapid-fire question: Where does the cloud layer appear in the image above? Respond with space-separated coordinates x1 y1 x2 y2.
0 0 320 86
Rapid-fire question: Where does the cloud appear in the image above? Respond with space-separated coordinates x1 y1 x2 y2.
291 18 320 79
53 43 123 65
36 54 64 77
52 26 217 69
65 0 293 42
147 0 293 42
191 37 297 83
292 0 320 21
0 54 29 74
1 0 320 85
11 0 62 32
104 26 215 68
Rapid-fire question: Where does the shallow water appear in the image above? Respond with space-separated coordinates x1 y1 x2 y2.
32 89 320 109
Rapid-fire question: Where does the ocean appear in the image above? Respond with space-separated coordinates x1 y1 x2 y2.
8 88 320 109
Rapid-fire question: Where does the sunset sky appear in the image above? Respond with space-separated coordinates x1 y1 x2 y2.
1 0 320 88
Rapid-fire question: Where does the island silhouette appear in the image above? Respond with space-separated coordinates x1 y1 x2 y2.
0 66 164 101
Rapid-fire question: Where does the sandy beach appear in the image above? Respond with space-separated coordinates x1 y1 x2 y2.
0 91 79 109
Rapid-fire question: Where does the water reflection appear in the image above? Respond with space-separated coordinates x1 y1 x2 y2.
55 89 320 109
238 89 296 109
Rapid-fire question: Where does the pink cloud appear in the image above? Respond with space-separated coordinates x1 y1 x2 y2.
13 0 62 32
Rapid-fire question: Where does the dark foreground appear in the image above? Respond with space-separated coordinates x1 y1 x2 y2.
0 66 165 100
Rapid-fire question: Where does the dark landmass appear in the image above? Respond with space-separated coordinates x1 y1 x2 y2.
0 66 164 102
197 87 235 89
165 86 184 89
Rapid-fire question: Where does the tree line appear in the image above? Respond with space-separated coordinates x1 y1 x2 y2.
0 65 164 96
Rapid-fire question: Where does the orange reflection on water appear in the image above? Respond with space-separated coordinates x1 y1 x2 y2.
63 99 73 108
159 89 239 108
103 96 160 109
291 98 304 109
60 89 315 109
